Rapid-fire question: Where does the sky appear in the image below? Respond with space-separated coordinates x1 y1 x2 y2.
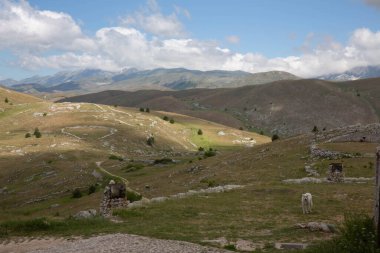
0 0 380 80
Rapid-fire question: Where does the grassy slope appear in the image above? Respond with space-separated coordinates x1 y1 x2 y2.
0 88 270 221
59 78 380 136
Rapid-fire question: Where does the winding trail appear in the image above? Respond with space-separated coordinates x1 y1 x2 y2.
95 161 128 185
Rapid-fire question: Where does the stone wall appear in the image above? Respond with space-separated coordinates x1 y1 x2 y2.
100 182 128 217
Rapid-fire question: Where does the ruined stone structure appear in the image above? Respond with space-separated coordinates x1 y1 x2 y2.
100 180 128 217
327 163 344 182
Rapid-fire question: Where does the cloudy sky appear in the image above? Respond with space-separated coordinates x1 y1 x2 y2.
1 0 380 79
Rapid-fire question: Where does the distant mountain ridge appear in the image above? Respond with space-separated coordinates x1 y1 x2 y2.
318 65 380 81
1 68 299 93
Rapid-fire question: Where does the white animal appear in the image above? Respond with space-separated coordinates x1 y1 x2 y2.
301 193 313 214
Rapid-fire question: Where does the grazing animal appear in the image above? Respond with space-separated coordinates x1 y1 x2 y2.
301 193 313 214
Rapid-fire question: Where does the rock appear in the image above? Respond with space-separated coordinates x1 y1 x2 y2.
202 237 229 247
91 170 103 180
296 222 336 233
50 204 60 208
275 242 308 250
74 209 97 219
235 239 259 252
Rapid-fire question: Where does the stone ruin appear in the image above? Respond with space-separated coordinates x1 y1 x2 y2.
327 163 344 182
100 180 128 217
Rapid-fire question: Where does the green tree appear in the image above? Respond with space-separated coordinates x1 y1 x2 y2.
197 129 203 135
312 125 319 133
271 134 279 141
169 119 175 124
33 128 42 138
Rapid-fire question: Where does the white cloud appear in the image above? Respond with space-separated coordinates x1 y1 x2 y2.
1 0 380 78
0 0 95 52
120 0 186 38
226 35 240 44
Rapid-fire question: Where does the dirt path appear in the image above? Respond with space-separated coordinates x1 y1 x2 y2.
95 161 129 185
0 234 229 253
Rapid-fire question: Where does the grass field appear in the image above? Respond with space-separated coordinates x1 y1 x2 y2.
0 88 379 252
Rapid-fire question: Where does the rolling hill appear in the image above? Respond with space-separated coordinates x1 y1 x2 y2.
60 78 380 137
0 87 270 221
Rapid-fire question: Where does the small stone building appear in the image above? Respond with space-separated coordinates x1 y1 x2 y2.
100 180 128 217
327 163 344 182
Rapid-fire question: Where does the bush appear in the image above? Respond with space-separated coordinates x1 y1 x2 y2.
88 185 96 195
169 118 175 124
43 112 47 117
139 108 144 112
197 129 203 135
312 125 319 133
154 158 174 164
145 108 150 113
271 134 279 141
71 188 82 198
109 154 123 161
204 148 216 158
224 244 237 251
198 147 204 152
146 136 155 146
126 190 142 202
260 130 264 135
4 97 8 103
304 213 379 253
33 128 42 138
163 116 169 121
25 133 31 138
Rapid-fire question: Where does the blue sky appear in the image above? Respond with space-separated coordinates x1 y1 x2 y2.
1 0 380 79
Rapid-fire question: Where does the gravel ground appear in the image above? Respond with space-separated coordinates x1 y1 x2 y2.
0 234 229 253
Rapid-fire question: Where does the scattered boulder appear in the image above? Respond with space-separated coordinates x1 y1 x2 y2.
235 239 263 252
275 242 308 250
202 237 229 247
74 209 97 219
296 222 336 233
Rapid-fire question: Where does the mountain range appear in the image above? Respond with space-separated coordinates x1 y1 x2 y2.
318 65 380 81
1 68 298 93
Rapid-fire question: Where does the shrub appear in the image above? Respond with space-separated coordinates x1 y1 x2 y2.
224 244 237 251
304 213 379 253
33 128 41 138
239 127 244 130
271 134 279 141
88 185 96 195
71 188 82 198
145 108 150 113
204 148 216 158
109 154 123 161
163 116 169 121
43 113 47 117
312 125 319 133
146 136 155 146
197 129 203 135
154 158 174 164
139 108 144 112
198 147 204 152
4 97 8 103
25 133 31 138
126 191 142 202
169 118 175 124
260 130 264 135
